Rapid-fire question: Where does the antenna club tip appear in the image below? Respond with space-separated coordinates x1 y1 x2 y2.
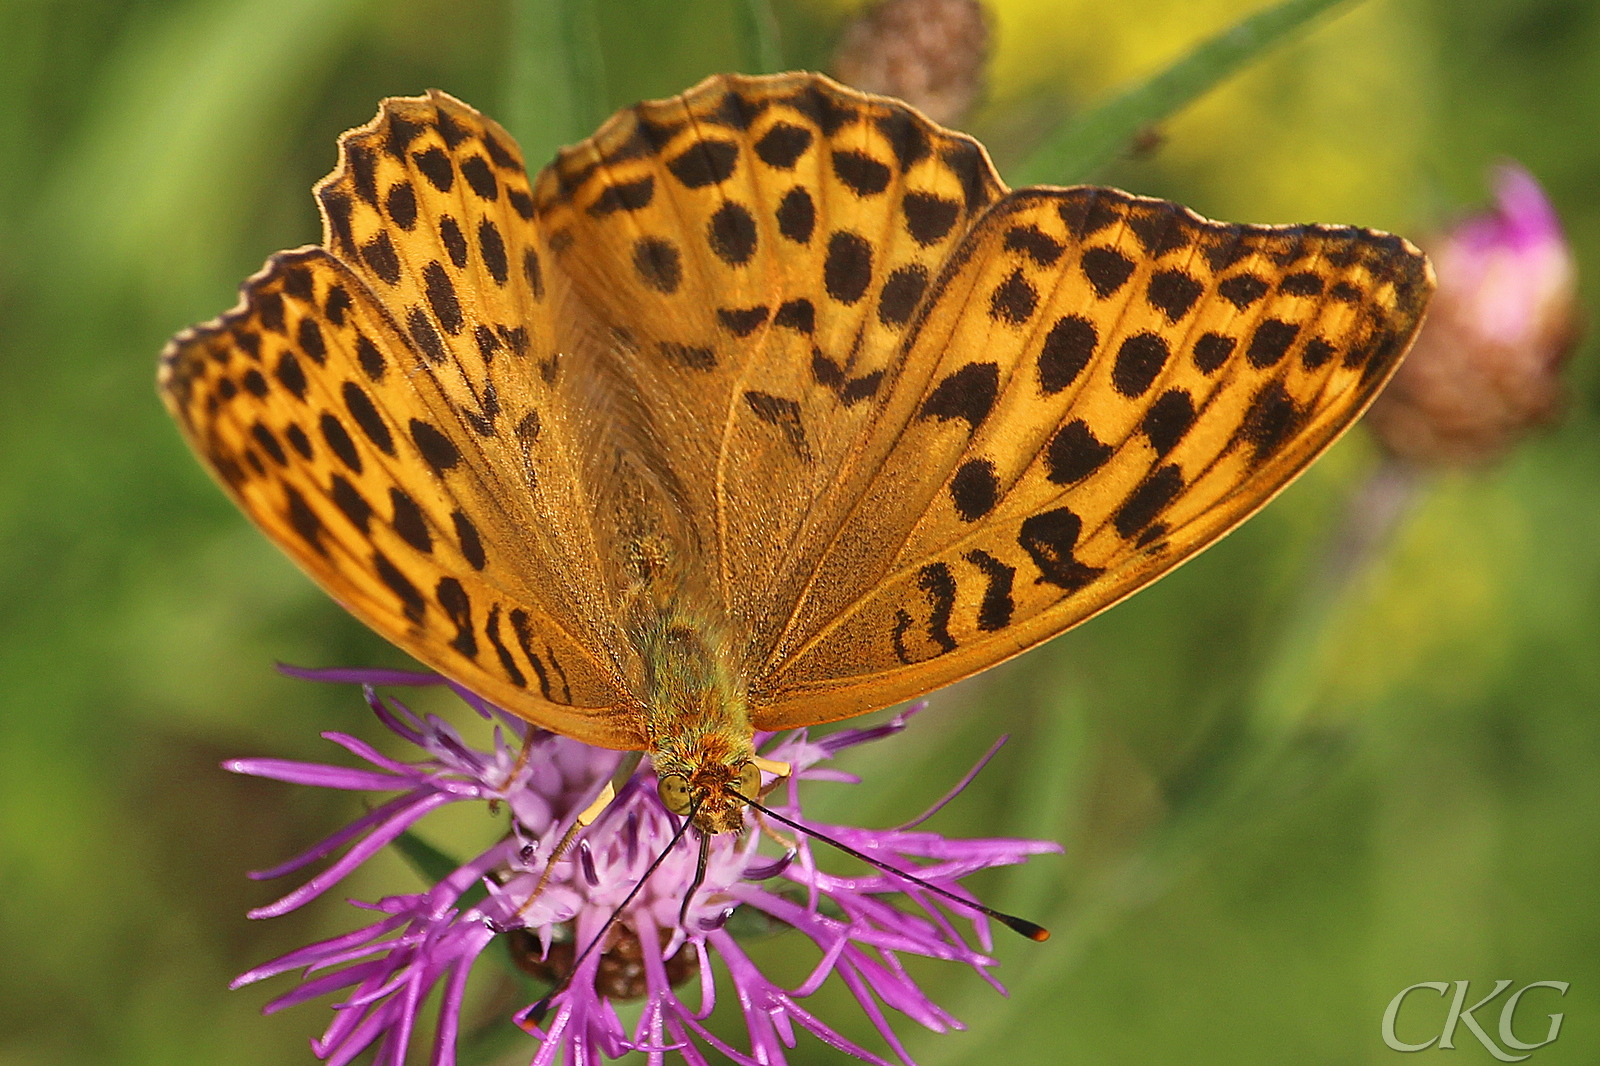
997 914 1051 942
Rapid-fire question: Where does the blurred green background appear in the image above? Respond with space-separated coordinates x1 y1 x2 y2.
2 0 1598 1062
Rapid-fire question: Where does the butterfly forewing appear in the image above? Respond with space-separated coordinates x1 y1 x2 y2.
160 94 644 747
748 184 1430 726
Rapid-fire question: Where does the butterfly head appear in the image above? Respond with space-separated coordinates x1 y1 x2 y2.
656 760 762 834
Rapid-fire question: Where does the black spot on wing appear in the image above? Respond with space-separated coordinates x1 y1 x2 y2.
1280 271 1324 296
965 549 1016 631
385 182 417 230
1219 273 1269 310
439 216 468 268
1019 507 1103 591
435 577 478 657
1192 332 1235 374
1045 420 1112 485
374 551 425 623
1057 191 1123 239
413 147 454 192
250 422 286 466
1081 247 1135 298
950 458 999 521
777 187 815 244
1142 388 1195 456
708 201 757 265
667 139 739 188
324 285 352 326
921 362 999 429
823 231 872 304
330 474 371 531
989 269 1037 325
587 176 655 215
362 232 402 285
486 604 525 687
296 318 327 365
390 488 432 553
408 307 447 365
743 391 811 460
874 109 930 168
1236 380 1300 462
410 418 461 474
878 264 928 327
1112 333 1169 397
903 191 960 246
1003 225 1064 266
660 341 716 371
1246 319 1299 368
832 150 891 196
1037 315 1097 395
916 563 958 655
1114 464 1183 538
352 332 387 383
717 305 770 337
754 123 812 168
774 298 814 333
320 413 362 473
479 219 509 284
1146 269 1203 322
1301 336 1337 369
424 262 462 334
453 511 486 570
633 237 682 294
284 485 326 555
342 381 395 455
275 350 307 399
460 155 498 200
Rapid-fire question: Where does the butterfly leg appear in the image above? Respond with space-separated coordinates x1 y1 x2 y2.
746 757 798 848
517 781 617 916
490 726 547 816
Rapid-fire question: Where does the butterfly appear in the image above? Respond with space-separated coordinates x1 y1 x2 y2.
160 72 1432 835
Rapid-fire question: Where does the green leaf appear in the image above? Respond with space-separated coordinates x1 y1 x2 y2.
1012 0 1362 187
732 0 784 75
504 0 610 165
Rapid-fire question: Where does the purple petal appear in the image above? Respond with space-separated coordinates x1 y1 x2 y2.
224 756 407 793
278 663 444 686
249 791 455 918
895 734 1006 830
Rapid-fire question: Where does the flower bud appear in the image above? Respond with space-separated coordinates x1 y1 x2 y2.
832 0 989 127
1368 163 1581 467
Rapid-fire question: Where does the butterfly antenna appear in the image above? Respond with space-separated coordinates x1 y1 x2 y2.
729 787 1050 942
523 795 702 1026
678 830 711 929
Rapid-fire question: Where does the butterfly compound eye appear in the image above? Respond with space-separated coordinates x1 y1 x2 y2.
657 773 692 815
734 763 762 801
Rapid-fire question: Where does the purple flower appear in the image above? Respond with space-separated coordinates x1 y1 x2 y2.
228 667 1061 1066
1369 161 1581 466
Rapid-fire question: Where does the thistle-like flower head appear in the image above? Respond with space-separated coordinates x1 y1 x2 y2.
228 667 1060 1066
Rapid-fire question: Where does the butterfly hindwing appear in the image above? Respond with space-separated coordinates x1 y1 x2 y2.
750 186 1432 727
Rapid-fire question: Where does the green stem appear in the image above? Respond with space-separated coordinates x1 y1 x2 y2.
504 0 609 163
732 0 784 74
1013 0 1362 186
